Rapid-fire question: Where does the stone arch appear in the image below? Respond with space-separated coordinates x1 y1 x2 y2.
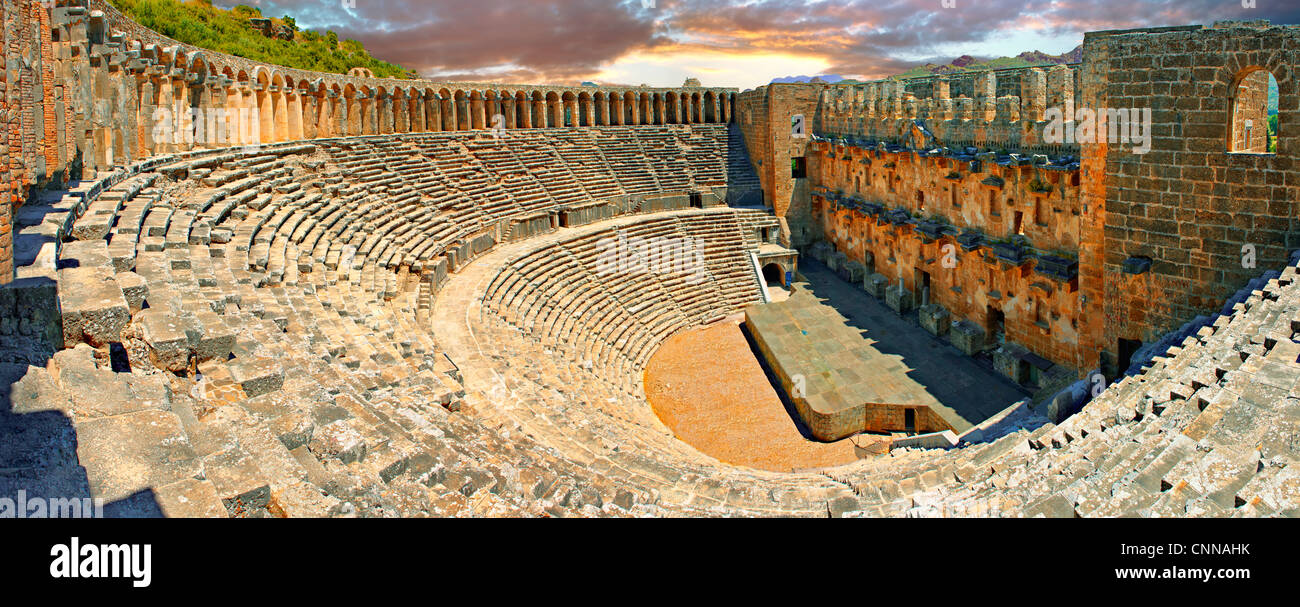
530 91 545 128
545 91 561 128
762 262 787 287
561 91 577 127
496 89 514 130
513 91 530 128
376 85 394 134
704 91 717 123
639 92 653 125
623 91 637 125
578 91 593 126
438 88 455 131
255 69 274 143
1228 65 1278 154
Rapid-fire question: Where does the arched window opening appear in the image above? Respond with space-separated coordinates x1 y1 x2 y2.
1229 67 1278 154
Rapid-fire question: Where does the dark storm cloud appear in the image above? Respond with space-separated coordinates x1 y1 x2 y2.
218 0 1300 84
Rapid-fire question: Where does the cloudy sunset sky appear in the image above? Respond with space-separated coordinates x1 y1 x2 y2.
217 0 1299 89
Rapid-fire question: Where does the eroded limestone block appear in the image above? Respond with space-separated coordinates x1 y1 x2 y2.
75 410 200 503
885 285 913 315
58 267 130 348
840 260 865 284
203 447 273 512
135 308 192 372
994 342 1031 384
116 271 149 314
310 420 368 464
58 239 113 270
950 320 986 356
153 478 229 518
52 345 173 418
192 310 235 363
229 358 285 397
919 303 951 336
866 273 889 298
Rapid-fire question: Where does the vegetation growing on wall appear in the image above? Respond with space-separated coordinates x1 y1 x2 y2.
112 0 416 79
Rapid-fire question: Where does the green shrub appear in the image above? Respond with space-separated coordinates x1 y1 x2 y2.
112 0 414 79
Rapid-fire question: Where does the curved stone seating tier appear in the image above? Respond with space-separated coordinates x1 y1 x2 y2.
476 208 779 396
29 119 1300 517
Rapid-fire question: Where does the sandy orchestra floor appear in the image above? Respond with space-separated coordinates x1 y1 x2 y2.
644 317 862 472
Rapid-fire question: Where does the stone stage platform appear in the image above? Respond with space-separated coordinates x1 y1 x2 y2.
745 286 975 441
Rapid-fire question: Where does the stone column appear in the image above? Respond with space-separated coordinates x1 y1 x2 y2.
471 94 485 130
304 90 319 139
289 88 305 140
376 92 391 135
502 98 515 130
551 98 564 128
975 71 996 122
410 93 424 132
365 93 378 135
139 70 159 157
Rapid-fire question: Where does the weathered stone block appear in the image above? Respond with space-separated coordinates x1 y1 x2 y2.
58 267 130 348
116 271 148 314
310 420 368 464
192 310 235 363
229 358 285 397
76 410 200 503
950 320 986 356
993 342 1031 384
885 285 913 315
865 273 889 298
58 239 113 270
136 308 192 372
918 303 951 336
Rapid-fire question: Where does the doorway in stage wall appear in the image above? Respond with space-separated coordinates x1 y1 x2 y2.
1118 338 1143 376
986 305 1006 347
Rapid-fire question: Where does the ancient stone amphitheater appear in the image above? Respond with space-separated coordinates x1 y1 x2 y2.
1 2 1298 517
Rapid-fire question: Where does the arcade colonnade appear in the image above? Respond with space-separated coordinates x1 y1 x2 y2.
75 2 737 170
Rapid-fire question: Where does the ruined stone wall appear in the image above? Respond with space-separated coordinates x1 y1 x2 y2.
738 21 1300 379
815 65 1084 154
1086 21 1299 373
2 0 80 285
807 142 1084 368
735 84 820 246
